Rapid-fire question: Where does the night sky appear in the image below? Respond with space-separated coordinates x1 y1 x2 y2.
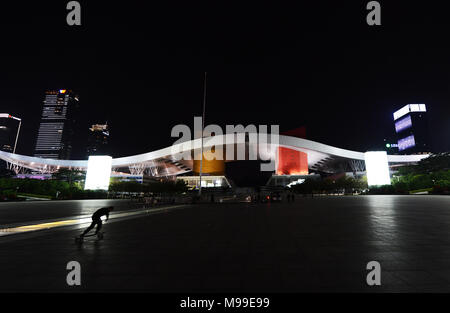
0 1 449 159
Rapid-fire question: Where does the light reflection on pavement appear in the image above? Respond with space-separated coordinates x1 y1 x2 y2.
0 205 186 236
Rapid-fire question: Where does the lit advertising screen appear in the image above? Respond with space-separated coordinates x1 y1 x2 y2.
364 151 391 186
84 155 112 190
395 115 412 133
398 135 416 151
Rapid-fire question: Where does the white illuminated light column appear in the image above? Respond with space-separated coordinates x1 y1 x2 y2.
84 156 112 190
364 151 391 186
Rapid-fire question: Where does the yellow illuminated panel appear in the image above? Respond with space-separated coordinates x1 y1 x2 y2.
193 148 225 175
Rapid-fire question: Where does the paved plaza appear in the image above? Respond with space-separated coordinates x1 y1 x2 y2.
1 195 450 292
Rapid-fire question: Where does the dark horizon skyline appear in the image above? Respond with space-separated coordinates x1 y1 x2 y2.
0 84 444 159
1 1 449 159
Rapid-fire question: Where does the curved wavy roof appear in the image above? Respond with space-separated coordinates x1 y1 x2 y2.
0 134 429 175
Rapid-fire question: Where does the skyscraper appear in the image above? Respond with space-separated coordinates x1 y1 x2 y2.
86 123 110 157
393 104 430 154
0 113 21 153
34 90 79 159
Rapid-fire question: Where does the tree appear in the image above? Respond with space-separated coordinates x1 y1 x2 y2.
52 169 85 186
417 152 450 173
0 168 15 178
109 181 143 193
109 180 188 194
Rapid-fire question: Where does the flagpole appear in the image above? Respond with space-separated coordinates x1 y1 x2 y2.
199 72 207 197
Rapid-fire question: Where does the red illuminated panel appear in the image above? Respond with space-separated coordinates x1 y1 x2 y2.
276 147 308 175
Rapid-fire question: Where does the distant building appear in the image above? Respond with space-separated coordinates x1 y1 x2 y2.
34 90 79 159
177 175 231 189
0 114 21 153
86 123 110 157
393 104 430 154
110 172 143 184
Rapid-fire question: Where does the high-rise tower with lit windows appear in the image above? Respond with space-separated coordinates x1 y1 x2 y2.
34 90 79 159
393 104 430 154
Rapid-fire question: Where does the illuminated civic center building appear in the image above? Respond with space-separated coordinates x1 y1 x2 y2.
0 127 429 188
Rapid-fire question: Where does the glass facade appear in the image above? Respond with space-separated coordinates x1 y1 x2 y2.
34 90 79 159
393 104 430 154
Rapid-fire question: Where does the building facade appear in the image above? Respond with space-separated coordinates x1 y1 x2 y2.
86 123 110 157
393 104 430 154
34 90 79 159
0 116 18 153
1 133 430 181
